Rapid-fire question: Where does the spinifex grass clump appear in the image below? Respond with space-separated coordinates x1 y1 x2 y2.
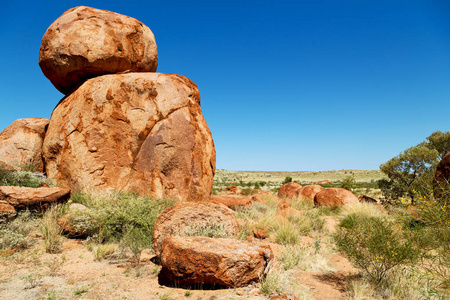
334 213 420 286
0 210 36 250
40 205 63 253
70 191 175 247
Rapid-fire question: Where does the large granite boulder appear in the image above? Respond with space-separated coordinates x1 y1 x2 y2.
278 182 302 199
43 73 216 201
434 152 450 199
160 236 273 287
297 184 324 201
152 202 239 258
314 188 358 207
39 6 158 95
0 118 49 172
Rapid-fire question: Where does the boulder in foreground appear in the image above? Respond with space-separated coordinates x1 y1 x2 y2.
314 188 358 207
39 6 158 95
152 202 239 257
0 186 70 210
160 236 273 287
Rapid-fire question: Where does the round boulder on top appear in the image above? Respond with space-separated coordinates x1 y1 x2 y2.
278 182 302 199
297 184 324 201
39 6 158 95
314 188 358 207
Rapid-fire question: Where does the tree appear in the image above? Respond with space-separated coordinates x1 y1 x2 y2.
282 176 292 184
341 176 356 191
379 144 439 204
426 130 450 159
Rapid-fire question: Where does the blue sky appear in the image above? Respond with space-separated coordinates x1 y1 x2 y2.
1 0 449 171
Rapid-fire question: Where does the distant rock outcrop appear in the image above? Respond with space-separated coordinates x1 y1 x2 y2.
39 6 158 95
0 118 49 172
314 188 358 206
43 73 215 200
278 182 302 199
160 236 273 287
210 194 253 209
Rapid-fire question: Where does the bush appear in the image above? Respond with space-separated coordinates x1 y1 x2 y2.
334 214 420 285
282 176 292 184
70 191 175 246
275 223 299 245
0 165 55 188
341 175 356 191
0 211 35 250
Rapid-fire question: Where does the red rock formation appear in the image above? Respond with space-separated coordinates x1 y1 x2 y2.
160 236 273 287
316 180 332 185
0 118 49 172
43 73 215 201
297 184 324 201
0 200 16 219
434 152 450 199
39 6 158 95
152 202 239 257
0 186 70 210
278 182 302 199
358 194 378 203
251 195 264 204
225 185 240 194
314 188 358 207
252 227 267 239
210 194 253 209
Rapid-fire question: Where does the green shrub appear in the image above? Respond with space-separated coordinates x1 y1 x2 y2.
0 210 35 250
0 166 55 188
335 214 420 285
341 175 356 191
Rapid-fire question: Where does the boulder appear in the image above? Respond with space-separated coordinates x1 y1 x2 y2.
0 118 49 172
57 203 90 237
314 188 358 207
225 185 240 194
297 184 324 201
358 194 378 203
278 182 302 199
252 227 267 239
0 200 16 219
315 180 332 185
160 236 273 287
434 152 450 199
210 194 252 209
0 186 70 210
152 202 239 257
39 6 158 95
251 195 264 204
43 73 216 201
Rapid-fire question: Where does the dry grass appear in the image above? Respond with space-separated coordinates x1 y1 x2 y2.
39 205 63 253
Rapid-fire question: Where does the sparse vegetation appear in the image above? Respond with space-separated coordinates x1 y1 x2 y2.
40 205 63 253
0 210 35 250
0 166 55 188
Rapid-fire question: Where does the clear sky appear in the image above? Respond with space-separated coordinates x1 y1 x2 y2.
1 0 449 171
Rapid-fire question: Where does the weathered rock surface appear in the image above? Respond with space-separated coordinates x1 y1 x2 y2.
210 194 252 209
297 184 324 201
358 194 378 203
314 188 358 207
39 6 158 95
252 227 267 239
316 180 332 185
0 200 16 218
434 152 450 199
152 202 239 257
0 118 49 171
0 186 70 210
225 185 240 194
43 73 215 201
278 182 302 199
251 195 264 204
160 236 273 287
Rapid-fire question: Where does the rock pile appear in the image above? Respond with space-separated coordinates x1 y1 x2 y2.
0 6 216 201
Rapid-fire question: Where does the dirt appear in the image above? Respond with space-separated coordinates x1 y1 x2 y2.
0 214 358 300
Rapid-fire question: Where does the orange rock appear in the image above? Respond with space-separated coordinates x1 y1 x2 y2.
270 293 300 300
251 195 264 204
39 6 158 95
160 236 273 287
278 182 302 199
277 201 302 217
358 194 378 203
252 227 267 239
57 203 90 237
0 200 16 219
0 186 71 210
314 188 358 207
43 73 215 201
316 180 332 184
0 118 49 172
152 202 239 257
297 184 324 201
210 194 252 209
225 185 240 194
